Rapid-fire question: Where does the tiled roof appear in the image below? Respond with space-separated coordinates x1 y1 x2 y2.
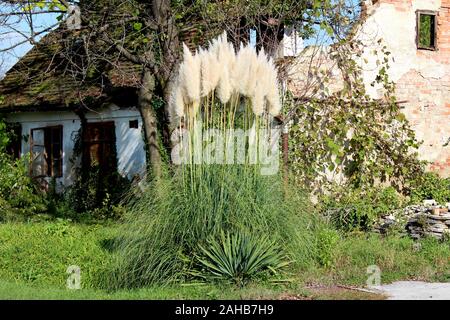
0 27 142 111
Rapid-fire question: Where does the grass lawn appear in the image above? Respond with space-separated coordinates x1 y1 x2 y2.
0 280 386 300
0 221 448 300
0 280 246 300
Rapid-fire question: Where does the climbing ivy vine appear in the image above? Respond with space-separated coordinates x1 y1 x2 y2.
286 36 425 195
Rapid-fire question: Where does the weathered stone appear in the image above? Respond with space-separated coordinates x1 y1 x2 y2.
429 221 448 227
424 232 443 239
427 226 446 233
430 213 450 219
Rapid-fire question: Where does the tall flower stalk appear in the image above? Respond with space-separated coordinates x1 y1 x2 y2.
169 32 282 179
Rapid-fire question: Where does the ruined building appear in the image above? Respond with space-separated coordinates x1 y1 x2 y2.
361 0 449 176
288 0 449 177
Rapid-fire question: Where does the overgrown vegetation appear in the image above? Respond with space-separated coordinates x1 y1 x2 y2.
0 220 449 297
320 186 404 232
408 172 450 205
0 1 449 300
287 42 424 195
65 167 130 220
0 120 47 221
194 230 287 286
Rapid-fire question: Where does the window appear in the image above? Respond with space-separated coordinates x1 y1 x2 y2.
82 122 117 172
417 11 437 50
30 126 63 178
129 120 139 129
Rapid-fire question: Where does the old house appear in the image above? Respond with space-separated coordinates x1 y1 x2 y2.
360 0 449 177
0 11 302 191
0 27 147 191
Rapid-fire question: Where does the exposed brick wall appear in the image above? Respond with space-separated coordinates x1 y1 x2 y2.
438 1 450 63
372 0 450 177
396 70 450 176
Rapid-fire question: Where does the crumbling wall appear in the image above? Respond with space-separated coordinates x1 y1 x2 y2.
359 0 450 177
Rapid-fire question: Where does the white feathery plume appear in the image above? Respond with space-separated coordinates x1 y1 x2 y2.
208 51 221 91
251 85 265 116
180 43 201 103
232 44 253 97
217 33 236 103
266 94 281 115
200 48 220 97
265 57 281 115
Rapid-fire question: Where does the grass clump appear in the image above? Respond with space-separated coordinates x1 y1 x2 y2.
103 167 319 289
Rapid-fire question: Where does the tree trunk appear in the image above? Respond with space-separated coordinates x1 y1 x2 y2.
152 0 180 122
134 0 180 175
139 69 162 177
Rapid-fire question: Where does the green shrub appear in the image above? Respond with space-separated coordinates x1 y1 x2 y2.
65 166 131 220
315 228 340 267
103 166 319 289
0 154 47 221
409 172 450 204
321 186 403 231
0 119 47 220
194 230 287 286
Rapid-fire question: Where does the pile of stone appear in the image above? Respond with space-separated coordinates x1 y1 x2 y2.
375 201 450 240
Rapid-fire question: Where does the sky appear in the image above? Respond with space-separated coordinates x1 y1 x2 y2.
0 5 60 76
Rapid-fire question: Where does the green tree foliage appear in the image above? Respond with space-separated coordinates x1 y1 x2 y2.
287 38 425 194
409 172 450 205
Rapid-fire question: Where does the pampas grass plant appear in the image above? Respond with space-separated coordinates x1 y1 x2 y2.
104 169 319 289
102 34 317 289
